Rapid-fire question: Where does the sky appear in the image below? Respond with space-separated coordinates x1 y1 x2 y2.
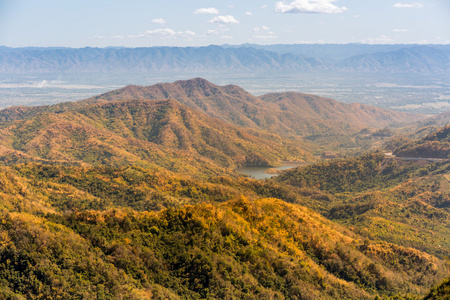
1 0 450 48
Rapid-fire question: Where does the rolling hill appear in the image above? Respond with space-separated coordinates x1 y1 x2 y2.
274 151 450 258
394 125 450 158
0 98 309 174
0 162 446 299
0 78 448 299
87 78 422 137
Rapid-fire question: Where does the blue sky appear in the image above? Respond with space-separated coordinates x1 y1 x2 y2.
1 0 449 47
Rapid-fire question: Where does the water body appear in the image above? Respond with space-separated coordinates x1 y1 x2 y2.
237 162 309 180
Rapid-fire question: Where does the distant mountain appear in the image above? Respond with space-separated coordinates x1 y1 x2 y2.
1 44 449 74
0 45 327 74
88 78 423 137
337 46 450 73
224 43 411 63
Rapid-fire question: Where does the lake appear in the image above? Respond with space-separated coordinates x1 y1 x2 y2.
237 162 309 180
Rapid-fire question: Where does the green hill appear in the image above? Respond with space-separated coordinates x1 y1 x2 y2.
0 163 446 299
274 152 450 258
394 125 450 158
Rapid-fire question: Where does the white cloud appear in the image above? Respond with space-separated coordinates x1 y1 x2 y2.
261 4 268 8
295 40 326 44
221 35 234 40
393 3 423 8
361 35 392 44
275 0 347 14
94 29 196 40
208 15 239 24
194 8 219 14
252 26 271 34
245 12 253 15
252 26 277 40
140 29 196 39
392 29 408 32
207 27 230 35
151 18 167 25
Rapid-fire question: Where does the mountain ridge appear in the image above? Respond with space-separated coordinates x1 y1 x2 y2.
88 78 424 137
1 44 449 74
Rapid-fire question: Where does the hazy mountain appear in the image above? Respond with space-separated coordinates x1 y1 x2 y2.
1 44 449 74
223 43 411 63
0 45 326 74
88 78 422 137
337 45 450 73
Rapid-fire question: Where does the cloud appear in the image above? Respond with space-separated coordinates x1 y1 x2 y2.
94 29 196 40
151 18 167 25
207 27 230 35
392 29 408 32
393 2 423 8
138 29 196 39
208 15 239 24
275 0 347 14
245 12 253 15
194 8 219 14
361 35 392 44
252 26 271 34
252 26 277 40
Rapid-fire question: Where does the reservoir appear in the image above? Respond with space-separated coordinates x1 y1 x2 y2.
237 162 309 180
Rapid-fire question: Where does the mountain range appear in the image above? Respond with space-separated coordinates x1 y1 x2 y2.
87 78 421 137
1 44 449 74
0 77 449 299
0 78 422 171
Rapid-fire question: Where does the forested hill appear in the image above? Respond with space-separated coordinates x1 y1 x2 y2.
0 78 448 299
0 98 309 173
87 78 422 137
394 124 450 158
0 162 446 299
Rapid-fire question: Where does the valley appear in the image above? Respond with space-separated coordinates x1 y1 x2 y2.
0 76 449 299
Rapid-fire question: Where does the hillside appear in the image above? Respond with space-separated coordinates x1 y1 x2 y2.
394 125 450 158
424 277 450 300
0 162 446 299
0 99 308 174
274 152 450 258
0 79 448 298
87 78 422 137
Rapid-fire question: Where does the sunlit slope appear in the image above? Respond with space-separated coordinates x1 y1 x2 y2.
0 166 445 299
0 98 309 173
394 124 450 158
87 78 422 137
275 152 450 258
